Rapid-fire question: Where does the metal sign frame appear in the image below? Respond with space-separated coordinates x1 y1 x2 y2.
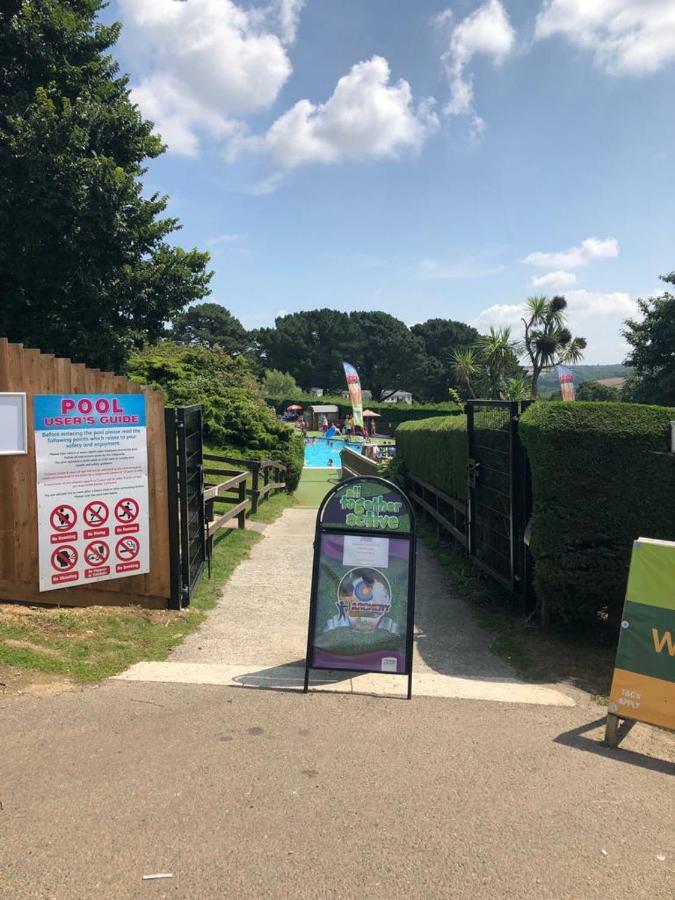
303 475 417 698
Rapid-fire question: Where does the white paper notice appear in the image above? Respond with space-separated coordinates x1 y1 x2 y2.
342 535 389 568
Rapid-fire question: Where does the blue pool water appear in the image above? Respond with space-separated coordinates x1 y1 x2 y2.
304 437 363 468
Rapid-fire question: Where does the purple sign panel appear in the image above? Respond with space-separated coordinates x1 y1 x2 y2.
309 531 412 674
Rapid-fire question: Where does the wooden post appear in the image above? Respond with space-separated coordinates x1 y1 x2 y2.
251 461 260 513
263 465 270 505
238 478 247 529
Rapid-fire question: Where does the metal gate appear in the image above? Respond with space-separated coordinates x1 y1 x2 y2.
165 405 206 609
466 400 531 600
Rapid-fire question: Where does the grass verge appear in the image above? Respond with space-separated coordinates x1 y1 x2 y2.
0 491 294 685
419 522 617 698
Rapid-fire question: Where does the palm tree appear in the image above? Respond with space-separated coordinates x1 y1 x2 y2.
476 326 519 399
521 296 586 398
450 347 478 398
503 373 532 400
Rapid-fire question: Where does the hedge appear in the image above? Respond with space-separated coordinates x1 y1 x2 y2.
266 396 462 426
396 415 468 501
519 401 675 629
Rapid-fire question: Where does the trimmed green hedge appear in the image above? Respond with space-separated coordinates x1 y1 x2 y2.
520 401 675 629
396 415 468 501
266 395 462 426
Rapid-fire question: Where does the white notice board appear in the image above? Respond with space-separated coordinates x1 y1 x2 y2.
0 393 27 455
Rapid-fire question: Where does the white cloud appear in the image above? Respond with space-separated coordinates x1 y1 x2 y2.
232 56 438 170
535 1 675 75
439 0 515 133
417 258 505 280
524 237 619 269
207 233 248 246
531 270 577 289
472 289 638 362
119 0 298 156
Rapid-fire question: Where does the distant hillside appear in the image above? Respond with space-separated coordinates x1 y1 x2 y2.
538 364 629 395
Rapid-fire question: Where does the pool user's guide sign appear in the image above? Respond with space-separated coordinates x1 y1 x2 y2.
608 538 675 732
34 394 150 591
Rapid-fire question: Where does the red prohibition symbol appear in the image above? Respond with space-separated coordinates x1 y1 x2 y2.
51 545 78 572
84 541 110 567
50 504 77 532
115 536 140 561
83 500 109 527
115 497 139 524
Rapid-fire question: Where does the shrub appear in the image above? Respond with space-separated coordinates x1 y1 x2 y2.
519 401 675 629
396 415 468 501
127 343 304 490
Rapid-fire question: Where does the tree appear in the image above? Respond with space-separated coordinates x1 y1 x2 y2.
521 296 587 398
576 380 621 401
170 303 247 355
450 348 478 398
411 318 480 399
0 1 211 371
623 274 675 405
262 369 301 400
503 373 532 401
477 326 521 399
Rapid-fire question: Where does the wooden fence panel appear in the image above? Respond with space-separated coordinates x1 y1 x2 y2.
0 339 171 609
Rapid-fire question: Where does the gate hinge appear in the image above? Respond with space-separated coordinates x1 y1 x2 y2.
467 459 480 488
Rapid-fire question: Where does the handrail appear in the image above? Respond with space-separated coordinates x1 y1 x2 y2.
406 472 468 548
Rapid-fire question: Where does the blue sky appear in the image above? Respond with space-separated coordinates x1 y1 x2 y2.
107 0 675 363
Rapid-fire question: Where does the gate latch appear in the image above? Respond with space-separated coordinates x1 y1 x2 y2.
467 459 480 488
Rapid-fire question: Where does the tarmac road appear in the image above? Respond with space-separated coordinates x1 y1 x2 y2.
1 679 673 900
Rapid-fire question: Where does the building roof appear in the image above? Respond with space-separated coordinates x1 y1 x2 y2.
308 404 338 413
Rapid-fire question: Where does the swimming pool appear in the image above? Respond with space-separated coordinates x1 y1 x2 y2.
304 437 363 468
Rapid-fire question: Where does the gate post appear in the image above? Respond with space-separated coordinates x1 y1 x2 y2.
164 408 182 610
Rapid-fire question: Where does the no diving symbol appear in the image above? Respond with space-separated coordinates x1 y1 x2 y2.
50 504 77 532
84 500 109 527
115 536 140 561
115 498 139 524
51 545 78 572
84 541 109 567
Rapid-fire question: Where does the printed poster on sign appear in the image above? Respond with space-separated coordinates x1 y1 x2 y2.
34 394 150 591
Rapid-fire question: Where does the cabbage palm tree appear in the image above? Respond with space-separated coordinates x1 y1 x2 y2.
522 296 587 398
450 347 478 398
476 326 519 399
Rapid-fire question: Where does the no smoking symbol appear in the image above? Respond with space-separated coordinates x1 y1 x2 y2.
84 501 109 527
115 498 139 523
51 545 78 572
116 536 140 561
84 541 109 567
50 504 77 532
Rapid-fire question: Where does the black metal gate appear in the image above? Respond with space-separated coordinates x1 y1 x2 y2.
165 405 206 609
466 400 531 600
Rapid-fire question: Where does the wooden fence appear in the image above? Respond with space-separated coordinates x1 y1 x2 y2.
0 339 172 608
202 452 286 553
406 473 468 548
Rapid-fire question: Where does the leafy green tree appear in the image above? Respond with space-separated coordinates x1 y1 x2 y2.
411 318 480 398
521 296 587 398
503 373 532 401
262 369 301 400
170 303 247 355
623 275 675 405
127 343 303 490
576 380 621 401
0 1 211 370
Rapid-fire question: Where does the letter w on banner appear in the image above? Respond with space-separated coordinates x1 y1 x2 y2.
557 365 576 401
342 361 364 428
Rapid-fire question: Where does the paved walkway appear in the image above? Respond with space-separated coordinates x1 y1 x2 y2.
120 509 572 706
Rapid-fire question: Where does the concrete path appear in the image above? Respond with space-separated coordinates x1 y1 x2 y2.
121 509 572 706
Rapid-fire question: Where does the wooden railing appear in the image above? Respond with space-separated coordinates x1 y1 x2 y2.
406 473 468 548
202 453 287 542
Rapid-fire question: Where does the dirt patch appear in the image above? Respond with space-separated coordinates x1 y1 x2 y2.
2 639 60 657
0 662 79 698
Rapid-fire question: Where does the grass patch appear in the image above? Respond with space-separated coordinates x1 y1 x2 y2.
0 491 293 684
419 522 617 697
